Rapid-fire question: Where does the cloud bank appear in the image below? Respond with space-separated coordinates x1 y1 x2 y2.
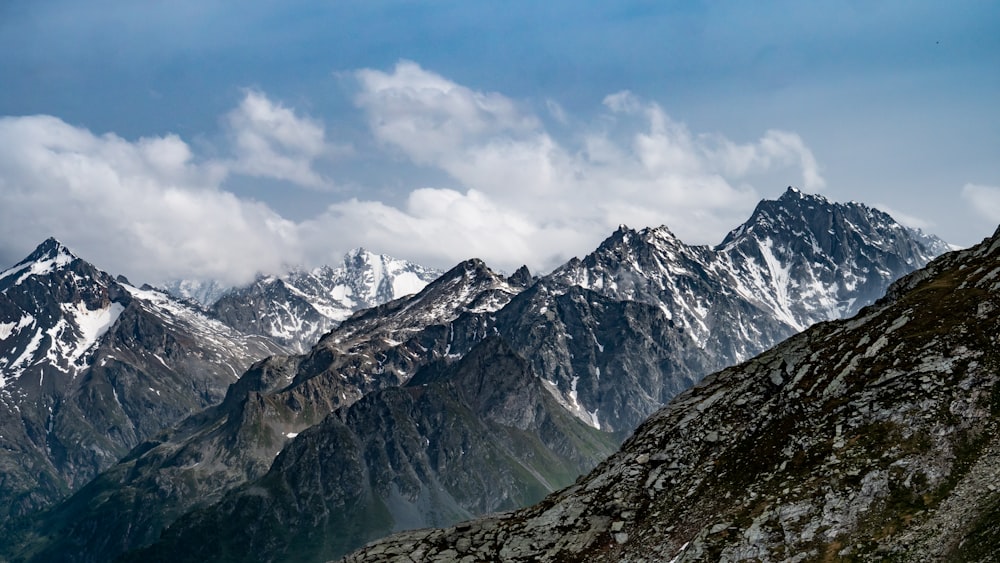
0 61 832 285
0 93 320 284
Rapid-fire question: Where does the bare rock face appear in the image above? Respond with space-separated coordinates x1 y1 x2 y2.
340 227 1000 563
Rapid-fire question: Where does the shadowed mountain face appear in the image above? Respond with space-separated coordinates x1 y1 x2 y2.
2 189 951 562
119 338 619 563
340 227 1000 563
0 239 285 522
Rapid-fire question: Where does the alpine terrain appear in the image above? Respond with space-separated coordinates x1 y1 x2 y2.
0 239 286 522
2 188 952 562
341 226 1000 562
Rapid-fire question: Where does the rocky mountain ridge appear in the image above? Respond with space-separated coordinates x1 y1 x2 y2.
3 259 529 563
122 337 620 563
528 186 948 431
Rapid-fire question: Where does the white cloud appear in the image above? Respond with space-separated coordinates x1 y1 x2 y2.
872 203 933 230
299 189 582 271
345 63 827 271
545 99 569 125
225 90 345 189
961 184 1000 222
355 60 539 166
0 114 301 285
0 62 831 285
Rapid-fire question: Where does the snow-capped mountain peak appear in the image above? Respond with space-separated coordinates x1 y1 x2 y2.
0 237 79 287
0 239 125 384
210 248 443 352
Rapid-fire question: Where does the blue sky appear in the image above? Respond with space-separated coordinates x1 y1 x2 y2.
1 1 998 284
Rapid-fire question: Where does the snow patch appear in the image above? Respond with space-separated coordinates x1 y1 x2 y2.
0 249 75 285
5 328 45 384
63 301 125 365
391 272 427 298
0 315 33 340
757 238 804 331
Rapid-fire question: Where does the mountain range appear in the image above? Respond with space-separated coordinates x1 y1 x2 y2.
0 241 442 529
0 187 956 563
339 224 1000 563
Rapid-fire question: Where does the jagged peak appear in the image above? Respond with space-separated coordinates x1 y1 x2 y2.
591 224 641 253
0 237 83 284
457 257 496 277
415 258 499 293
719 187 872 249
27 237 78 263
610 224 641 238
599 224 681 251
341 247 417 267
640 224 680 243
765 187 833 214
507 265 533 288
776 186 829 205
342 247 376 263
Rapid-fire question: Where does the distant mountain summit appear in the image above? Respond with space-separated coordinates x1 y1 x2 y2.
717 186 948 328
159 278 231 308
209 248 442 352
536 186 950 431
0 238 284 520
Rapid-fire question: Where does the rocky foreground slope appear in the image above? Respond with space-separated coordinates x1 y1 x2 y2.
341 228 1000 562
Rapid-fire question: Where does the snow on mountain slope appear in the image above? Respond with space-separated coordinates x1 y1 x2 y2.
537 187 950 430
209 248 442 352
